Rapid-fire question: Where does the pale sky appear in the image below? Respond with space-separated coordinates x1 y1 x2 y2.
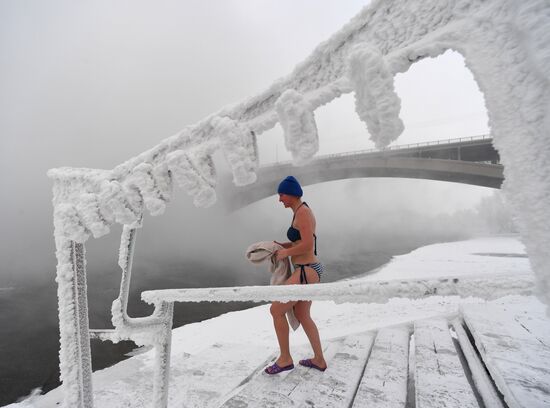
0 0 489 168
0 0 494 282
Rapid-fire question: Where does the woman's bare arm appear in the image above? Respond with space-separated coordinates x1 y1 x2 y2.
274 240 293 249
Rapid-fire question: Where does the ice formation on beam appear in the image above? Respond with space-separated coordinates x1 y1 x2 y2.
48 0 550 407
166 147 217 208
348 44 404 148
212 116 259 185
275 89 319 164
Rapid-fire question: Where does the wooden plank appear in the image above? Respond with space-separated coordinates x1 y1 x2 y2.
169 343 276 408
89 342 272 408
221 331 375 407
285 332 375 407
451 319 505 408
414 318 478 408
462 303 550 408
220 342 324 407
352 326 410 408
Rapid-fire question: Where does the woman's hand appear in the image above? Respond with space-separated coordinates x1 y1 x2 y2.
275 249 289 261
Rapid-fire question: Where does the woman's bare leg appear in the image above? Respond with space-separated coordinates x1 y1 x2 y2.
294 301 327 368
270 301 296 366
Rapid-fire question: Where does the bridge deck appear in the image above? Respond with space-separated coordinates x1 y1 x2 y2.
221 136 504 210
262 135 498 167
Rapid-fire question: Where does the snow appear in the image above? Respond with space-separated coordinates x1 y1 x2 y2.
348 44 404 148
414 318 478 407
127 163 168 217
140 272 534 306
353 326 409 407
275 89 319 165
362 236 529 281
165 149 216 208
212 116 259 186
451 318 506 408
98 180 141 227
10 235 548 408
461 299 550 408
51 239 93 408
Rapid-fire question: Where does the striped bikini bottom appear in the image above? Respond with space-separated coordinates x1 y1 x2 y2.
294 262 324 284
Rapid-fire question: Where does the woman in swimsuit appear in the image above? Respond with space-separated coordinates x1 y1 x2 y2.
265 175 327 375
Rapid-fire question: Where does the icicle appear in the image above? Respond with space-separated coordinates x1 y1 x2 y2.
98 180 142 226
275 89 319 165
348 44 404 149
76 193 110 238
54 203 90 243
166 149 217 208
126 163 167 217
212 116 258 186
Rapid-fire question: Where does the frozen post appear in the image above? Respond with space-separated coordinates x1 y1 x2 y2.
55 237 94 408
151 301 174 408
108 225 175 408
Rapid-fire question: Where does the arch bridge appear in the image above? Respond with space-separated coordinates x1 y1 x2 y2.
222 134 503 210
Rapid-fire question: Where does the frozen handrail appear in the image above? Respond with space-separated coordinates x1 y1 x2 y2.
135 272 533 407
141 273 533 306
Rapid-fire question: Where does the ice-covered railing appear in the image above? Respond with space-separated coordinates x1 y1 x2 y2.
48 0 550 407
137 272 533 407
142 274 534 306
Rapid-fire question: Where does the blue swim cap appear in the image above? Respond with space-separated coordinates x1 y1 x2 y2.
277 176 303 197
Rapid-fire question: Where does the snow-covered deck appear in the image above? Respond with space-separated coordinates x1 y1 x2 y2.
18 297 550 408
211 301 550 408
14 236 550 408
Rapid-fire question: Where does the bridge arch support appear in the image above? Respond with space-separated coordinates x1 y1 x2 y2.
222 157 504 211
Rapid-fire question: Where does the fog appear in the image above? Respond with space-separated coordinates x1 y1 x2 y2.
0 0 492 288
0 2 502 404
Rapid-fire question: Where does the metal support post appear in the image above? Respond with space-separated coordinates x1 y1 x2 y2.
151 301 174 408
55 238 94 408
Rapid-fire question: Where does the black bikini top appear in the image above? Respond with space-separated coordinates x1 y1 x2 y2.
287 202 318 255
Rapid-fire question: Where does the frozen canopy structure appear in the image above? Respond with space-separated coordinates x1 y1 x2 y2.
48 0 550 407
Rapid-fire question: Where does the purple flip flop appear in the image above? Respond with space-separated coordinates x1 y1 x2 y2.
264 362 294 375
299 359 327 372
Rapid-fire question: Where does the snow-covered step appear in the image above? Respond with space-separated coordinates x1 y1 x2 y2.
84 342 271 408
451 319 505 408
166 342 275 408
352 326 410 408
462 303 550 408
414 318 478 408
217 342 314 407
219 331 375 407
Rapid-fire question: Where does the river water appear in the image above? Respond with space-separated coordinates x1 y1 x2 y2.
0 234 460 406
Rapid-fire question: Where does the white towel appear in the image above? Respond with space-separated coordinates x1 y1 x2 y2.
245 241 300 330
